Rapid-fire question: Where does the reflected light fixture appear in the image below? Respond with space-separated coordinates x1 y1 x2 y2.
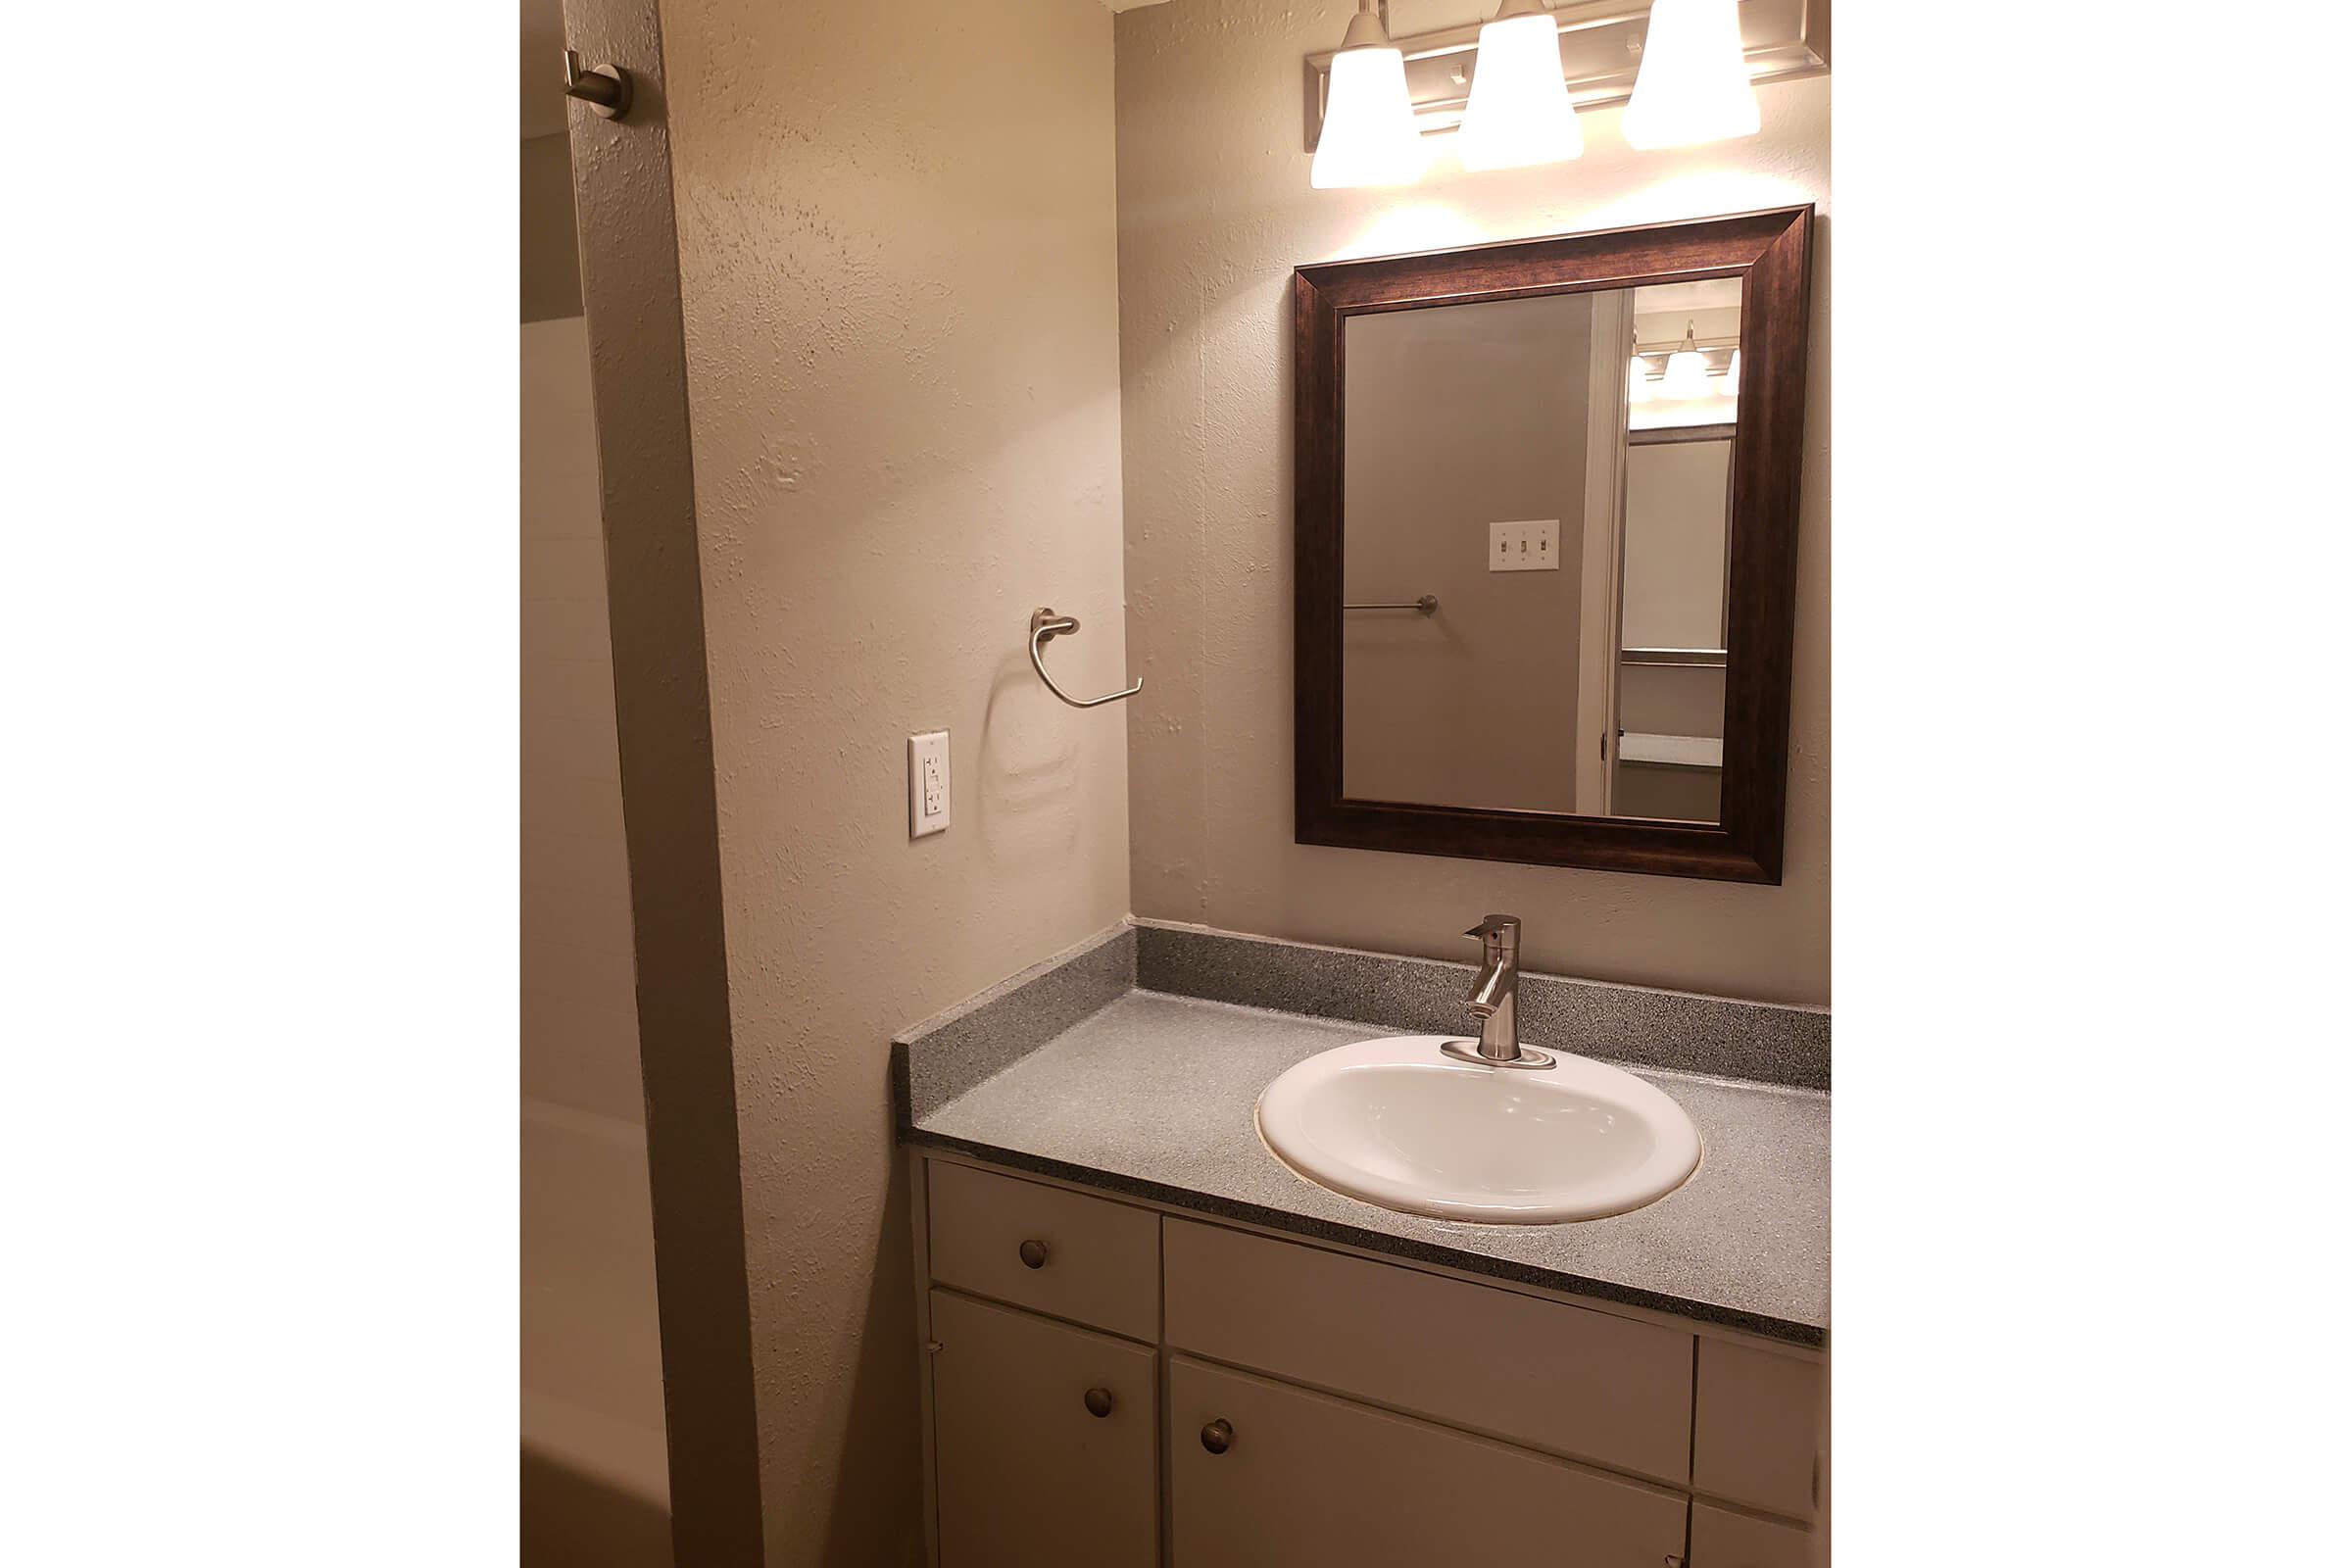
1622 0 1762 151
1627 355 1655 403
1659 320 1712 399
1457 0 1583 172
1312 1 1429 189
1720 348 1740 396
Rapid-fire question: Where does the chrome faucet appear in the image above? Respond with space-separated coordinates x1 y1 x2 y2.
1441 914 1555 1070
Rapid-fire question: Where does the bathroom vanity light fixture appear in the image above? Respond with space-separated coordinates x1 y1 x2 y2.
1630 332 1740 404
1658 320 1714 399
1456 0 1582 172
1302 0 1824 178
1311 1 1429 188
1623 0 1761 149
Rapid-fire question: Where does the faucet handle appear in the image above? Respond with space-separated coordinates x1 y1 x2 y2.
1463 913 1520 948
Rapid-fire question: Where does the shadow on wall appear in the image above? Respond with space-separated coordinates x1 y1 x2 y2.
520 1447 674 1568
812 1149 927 1567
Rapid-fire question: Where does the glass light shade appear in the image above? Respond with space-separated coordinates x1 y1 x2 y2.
1720 348 1740 396
1627 355 1655 402
1457 13 1583 172
1312 45 1428 189
1622 0 1761 150
1660 346 1712 400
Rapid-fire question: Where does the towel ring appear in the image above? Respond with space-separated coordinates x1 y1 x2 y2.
1029 608 1142 709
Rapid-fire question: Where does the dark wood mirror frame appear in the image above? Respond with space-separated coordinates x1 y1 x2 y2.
1293 205 1814 884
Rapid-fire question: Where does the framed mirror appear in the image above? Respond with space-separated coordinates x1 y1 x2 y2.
1292 206 1813 883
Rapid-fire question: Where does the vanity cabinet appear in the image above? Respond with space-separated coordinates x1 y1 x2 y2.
913 1153 1825 1568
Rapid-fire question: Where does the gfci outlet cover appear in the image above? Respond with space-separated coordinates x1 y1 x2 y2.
908 729 950 838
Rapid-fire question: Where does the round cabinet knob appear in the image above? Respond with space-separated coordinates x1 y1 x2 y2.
1200 1419 1233 1455
1017 1239 1049 1270
1084 1387 1114 1419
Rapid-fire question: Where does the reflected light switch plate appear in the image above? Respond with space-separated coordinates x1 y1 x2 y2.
908 729 949 838
1490 518 1560 572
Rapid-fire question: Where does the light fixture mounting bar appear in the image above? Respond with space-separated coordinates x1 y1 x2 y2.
1303 0 1828 151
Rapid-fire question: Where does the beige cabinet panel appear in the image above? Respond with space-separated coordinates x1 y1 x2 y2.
929 1290 1156 1568
1168 1355 1687 1568
1163 1216 1693 1482
1690 1502 1817 1567
1692 1339 1823 1519
926 1159 1160 1340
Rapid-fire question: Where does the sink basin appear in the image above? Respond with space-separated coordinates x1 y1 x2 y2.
1254 1036 1701 1224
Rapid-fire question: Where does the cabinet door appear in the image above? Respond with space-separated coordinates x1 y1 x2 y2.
1692 1339 1824 1520
1165 1217 1693 1483
929 1290 1156 1568
1168 1354 1686 1568
1690 1502 1817 1567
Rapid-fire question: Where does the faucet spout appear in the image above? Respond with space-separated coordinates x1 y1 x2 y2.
1466 959 1510 1016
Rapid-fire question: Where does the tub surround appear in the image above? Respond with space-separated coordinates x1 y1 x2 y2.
892 920 1830 1346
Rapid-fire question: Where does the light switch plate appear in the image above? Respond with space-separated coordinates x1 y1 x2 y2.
908 730 949 838
1489 518 1561 572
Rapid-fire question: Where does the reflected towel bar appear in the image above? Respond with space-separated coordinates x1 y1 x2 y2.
1029 608 1143 709
1345 595 1439 615
1621 646 1727 667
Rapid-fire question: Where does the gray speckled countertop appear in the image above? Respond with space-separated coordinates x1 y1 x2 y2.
906 984 1829 1346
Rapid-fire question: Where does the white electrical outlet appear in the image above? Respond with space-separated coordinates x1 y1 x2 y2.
1488 518 1561 572
908 730 950 838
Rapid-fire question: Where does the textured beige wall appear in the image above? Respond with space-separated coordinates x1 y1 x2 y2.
661 0 1132 1560
1114 0 1830 1004
1341 294 1591 813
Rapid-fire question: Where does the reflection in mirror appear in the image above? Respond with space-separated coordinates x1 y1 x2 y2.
1340 278 1740 824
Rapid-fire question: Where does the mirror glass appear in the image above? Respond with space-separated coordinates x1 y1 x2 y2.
1340 278 1740 824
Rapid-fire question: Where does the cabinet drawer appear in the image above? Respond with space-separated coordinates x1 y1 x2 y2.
926 1160 1159 1340
1163 1217 1692 1483
929 1291 1156 1568
1168 1354 1686 1568
1690 1502 1816 1567
1692 1339 1823 1519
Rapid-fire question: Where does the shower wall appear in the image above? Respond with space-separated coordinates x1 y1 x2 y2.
519 124 670 1566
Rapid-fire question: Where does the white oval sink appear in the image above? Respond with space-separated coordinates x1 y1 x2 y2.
1255 1036 1701 1224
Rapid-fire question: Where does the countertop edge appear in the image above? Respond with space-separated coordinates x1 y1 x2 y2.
902 1125 1828 1349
